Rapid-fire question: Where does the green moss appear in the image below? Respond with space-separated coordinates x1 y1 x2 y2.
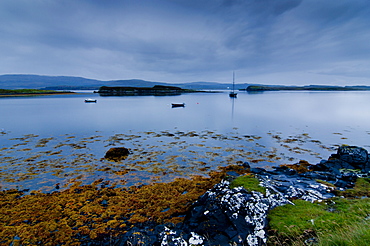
336 178 370 198
267 198 370 245
229 174 266 194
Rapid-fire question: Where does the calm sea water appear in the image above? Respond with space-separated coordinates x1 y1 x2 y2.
1 91 370 191
1 90 369 135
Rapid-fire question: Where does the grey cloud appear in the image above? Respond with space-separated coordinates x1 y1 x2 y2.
0 0 370 84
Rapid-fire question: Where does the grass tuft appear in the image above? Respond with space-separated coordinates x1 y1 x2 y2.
267 178 370 245
229 174 266 194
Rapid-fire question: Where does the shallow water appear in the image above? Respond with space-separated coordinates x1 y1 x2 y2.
1 91 370 191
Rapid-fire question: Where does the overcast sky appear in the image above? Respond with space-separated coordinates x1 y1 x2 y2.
1 0 370 85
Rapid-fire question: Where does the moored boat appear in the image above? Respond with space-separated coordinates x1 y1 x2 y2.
85 99 97 103
229 92 237 98
229 71 237 98
171 103 185 107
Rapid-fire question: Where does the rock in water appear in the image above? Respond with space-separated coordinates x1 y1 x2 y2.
336 146 368 169
104 147 130 161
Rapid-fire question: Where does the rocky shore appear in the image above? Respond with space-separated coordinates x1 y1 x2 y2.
108 146 370 246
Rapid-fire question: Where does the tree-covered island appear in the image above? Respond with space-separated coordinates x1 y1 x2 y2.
96 85 206 96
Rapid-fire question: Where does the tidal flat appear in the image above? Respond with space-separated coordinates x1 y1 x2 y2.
0 129 366 244
0 129 348 192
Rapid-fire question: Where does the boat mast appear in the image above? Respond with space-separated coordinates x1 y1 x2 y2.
229 71 237 97
232 71 235 93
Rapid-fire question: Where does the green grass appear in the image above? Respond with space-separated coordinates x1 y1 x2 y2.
336 178 370 198
320 221 370 246
229 174 266 194
267 178 370 245
0 89 58 94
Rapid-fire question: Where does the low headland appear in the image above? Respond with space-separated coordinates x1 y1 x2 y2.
0 89 74 97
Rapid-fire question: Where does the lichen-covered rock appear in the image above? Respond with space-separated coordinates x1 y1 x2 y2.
177 180 292 246
104 147 130 161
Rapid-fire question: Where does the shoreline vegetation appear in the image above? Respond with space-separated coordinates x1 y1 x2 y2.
243 85 370 92
0 89 74 97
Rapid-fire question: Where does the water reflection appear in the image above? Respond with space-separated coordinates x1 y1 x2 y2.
1 91 370 191
0 129 340 192
230 96 236 119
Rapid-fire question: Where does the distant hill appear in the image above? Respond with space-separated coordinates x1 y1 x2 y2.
0 74 250 90
0 74 103 89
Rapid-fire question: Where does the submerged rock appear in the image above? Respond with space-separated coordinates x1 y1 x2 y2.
104 147 130 161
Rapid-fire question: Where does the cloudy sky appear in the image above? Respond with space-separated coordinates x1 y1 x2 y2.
1 0 370 85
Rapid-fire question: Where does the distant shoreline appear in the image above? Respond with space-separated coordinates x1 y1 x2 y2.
0 89 75 97
243 85 370 92
0 93 76 97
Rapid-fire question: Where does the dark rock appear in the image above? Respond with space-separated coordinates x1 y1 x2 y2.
363 164 370 173
250 167 267 174
334 180 349 188
104 147 130 161
337 146 368 169
301 171 336 182
226 171 240 178
312 148 369 173
242 161 251 168
273 166 298 176
310 161 329 172
174 180 292 245
327 159 355 171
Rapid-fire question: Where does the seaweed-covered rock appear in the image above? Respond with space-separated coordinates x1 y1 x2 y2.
104 147 130 161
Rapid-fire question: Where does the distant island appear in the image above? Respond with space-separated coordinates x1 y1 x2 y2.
243 85 370 92
2 74 370 92
0 74 249 90
96 85 205 96
0 89 74 97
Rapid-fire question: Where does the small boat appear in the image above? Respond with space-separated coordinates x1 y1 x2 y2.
229 92 237 98
171 103 185 108
229 71 237 98
85 99 97 103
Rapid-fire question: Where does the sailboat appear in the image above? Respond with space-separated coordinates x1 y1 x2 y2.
229 72 237 98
